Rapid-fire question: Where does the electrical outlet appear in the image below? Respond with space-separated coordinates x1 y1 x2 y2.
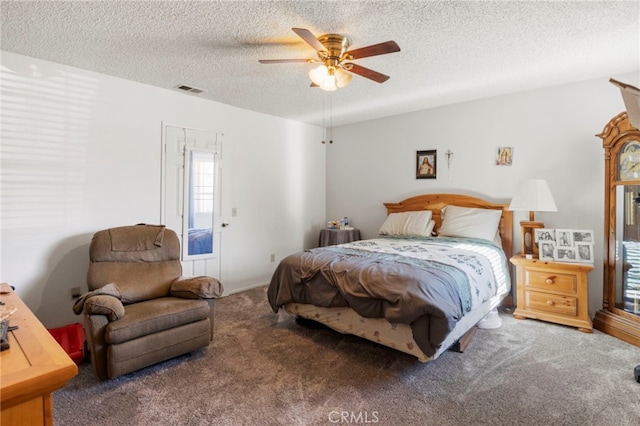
232 207 237 217
71 286 82 299
270 253 276 263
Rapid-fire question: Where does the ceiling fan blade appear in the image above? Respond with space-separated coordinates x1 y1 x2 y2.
347 63 390 83
292 27 326 52
345 41 400 59
258 59 310 64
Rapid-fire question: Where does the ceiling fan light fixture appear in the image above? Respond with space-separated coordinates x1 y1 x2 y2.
260 28 400 89
309 65 329 86
335 67 352 88
309 64 347 91
319 73 338 91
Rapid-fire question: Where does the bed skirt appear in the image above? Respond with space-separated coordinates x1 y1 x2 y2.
281 292 507 362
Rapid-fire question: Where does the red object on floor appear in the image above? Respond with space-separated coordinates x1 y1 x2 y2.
48 323 84 365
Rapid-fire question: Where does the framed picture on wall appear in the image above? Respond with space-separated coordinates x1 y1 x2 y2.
416 150 437 179
496 146 513 165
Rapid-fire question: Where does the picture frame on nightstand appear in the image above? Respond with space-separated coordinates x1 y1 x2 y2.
575 242 594 263
555 246 577 262
539 241 555 261
556 229 574 247
534 227 595 263
534 228 556 243
572 230 594 243
535 229 556 260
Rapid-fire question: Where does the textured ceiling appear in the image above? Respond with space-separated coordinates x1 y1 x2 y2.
1 1 639 127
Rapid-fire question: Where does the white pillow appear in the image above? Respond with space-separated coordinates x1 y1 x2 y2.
493 230 503 246
438 205 502 242
378 211 433 236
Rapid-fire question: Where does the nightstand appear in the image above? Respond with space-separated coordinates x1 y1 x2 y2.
319 228 361 247
510 255 594 333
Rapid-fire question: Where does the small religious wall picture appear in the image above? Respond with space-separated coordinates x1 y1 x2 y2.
416 150 437 179
496 146 513 166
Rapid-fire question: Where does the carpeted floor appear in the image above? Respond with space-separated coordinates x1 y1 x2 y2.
54 285 640 425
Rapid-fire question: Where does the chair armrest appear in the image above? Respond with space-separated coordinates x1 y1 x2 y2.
170 276 223 299
84 295 125 321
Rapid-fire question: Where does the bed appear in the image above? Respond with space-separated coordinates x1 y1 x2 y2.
267 193 513 362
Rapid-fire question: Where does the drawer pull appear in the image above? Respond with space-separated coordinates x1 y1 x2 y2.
545 276 556 285
547 300 555 306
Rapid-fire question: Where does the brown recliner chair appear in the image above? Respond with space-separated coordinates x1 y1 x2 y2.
76 224 223 379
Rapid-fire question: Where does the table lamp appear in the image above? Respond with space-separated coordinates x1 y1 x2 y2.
508 179 558 257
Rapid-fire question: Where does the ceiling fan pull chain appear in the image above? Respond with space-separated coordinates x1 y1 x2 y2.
321 96 326 144
329 96 333 144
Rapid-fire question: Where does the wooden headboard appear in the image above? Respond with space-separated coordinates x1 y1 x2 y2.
383 193 513 259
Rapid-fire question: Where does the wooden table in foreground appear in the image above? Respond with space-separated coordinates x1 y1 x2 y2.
0 282 78 425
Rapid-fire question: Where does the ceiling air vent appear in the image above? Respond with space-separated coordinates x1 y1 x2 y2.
174 84 205 94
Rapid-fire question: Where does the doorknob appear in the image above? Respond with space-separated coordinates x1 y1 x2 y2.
221 222 229 228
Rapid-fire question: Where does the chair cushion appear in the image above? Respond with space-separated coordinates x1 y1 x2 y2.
87 226 183 302
105 297 210 344
88 262 181 303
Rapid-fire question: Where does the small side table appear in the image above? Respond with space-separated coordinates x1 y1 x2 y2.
319 228 361 247
510 255 594 333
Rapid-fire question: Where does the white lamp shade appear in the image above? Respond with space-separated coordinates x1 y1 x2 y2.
508 179 558 212
319 73 337 91
309 65 329 86
335 68 352 88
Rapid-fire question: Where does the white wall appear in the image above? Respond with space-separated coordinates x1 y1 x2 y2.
326 72 639 316
2 49 637 328
0 51 326 328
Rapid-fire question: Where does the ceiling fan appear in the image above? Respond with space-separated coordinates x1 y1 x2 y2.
258 27 400 91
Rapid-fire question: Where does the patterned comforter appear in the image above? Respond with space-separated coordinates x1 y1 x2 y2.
267 236 510 357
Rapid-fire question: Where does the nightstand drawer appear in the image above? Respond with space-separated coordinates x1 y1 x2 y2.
524 269 577 293
524 291 578 317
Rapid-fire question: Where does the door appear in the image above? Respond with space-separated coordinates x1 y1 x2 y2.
162 125 225 279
